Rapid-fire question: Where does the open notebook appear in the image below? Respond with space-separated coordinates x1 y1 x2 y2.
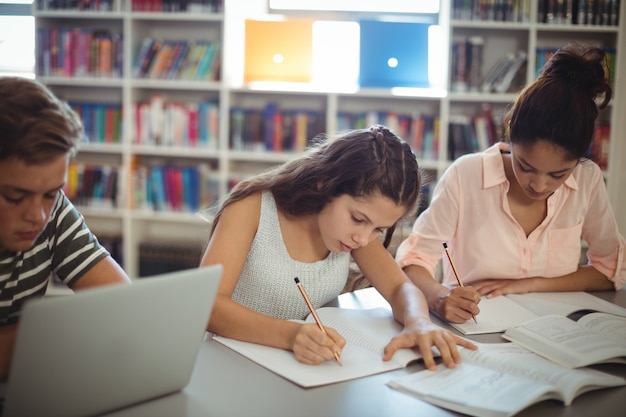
213 307 432 387
3 265 223 417
448 291 626 335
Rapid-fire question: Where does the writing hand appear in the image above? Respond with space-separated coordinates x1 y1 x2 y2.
382 319 477 371
291 323 345 365
435 286 481 323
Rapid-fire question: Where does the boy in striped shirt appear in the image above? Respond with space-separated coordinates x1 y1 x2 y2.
0 77 131 379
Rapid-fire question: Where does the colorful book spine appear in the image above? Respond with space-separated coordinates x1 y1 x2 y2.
69 102 123 143
36 27 122 78
64 163 120 208
131 162 219 213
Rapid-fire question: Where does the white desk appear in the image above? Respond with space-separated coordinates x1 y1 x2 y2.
104 289 626 417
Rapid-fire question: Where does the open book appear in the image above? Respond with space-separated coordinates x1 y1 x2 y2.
388 342 626 417
448 291 626 335
212 307 428 387
501 313 626 368
505 291 626 317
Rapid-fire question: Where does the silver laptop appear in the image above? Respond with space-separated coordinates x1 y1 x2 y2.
3 264 223 417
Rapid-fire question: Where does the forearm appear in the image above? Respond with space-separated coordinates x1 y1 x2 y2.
402 264 450 311
386 280 433 327
207 295 300 350
0 324 18 380
528 265 615 292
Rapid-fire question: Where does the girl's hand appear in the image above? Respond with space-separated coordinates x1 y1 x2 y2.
472 278 532 298
434 286 481 323
291 323 346 365
382 319 477 371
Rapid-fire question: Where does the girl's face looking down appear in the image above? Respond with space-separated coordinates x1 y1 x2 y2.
510 140 578 201
318 193 406 253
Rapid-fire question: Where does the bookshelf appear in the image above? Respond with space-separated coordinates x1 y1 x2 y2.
33 0 626 278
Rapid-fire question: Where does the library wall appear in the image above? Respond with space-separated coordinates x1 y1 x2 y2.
33 0 626 279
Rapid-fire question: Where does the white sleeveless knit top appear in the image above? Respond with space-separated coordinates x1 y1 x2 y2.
231 191 350 320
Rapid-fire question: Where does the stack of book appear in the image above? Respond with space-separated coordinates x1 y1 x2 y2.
130 159 219 214
130 0 223 12
229 104 325 153
65 162 120 209
133 38 220 81
452 0 532 22
36 27 123 78
480 51 527 94
132 95 220 149
70 101 123 144
537 0 621 25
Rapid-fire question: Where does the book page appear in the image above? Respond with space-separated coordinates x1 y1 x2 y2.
212 308 422 387
389 343 625 416
388 362 556 417
502 315 626 368
461 343 625 404
313 307 423 366
506 292 626 317
577 312 626 344
448 296 538 335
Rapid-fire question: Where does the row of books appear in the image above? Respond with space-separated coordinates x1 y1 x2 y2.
452 0 532 22
229 105 326 153
138 241 204 278
448 104 505 160
450 36 527 94
537 0 621 25
38 0 120 11
450 36 484 93
132 95 219 148
70 102 123 144
65 163 120 208
452 0 620 24
131 0 223 12
446 107 611 171
131 161 219 213
36 27 123 78
133 38 220 81
336 110 440 162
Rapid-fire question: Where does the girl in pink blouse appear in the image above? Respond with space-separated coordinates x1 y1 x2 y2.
396 43 625 324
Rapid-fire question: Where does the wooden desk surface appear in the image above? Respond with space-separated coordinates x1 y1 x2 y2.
103 289 626 417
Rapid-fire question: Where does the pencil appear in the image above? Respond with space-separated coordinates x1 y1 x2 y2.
442 242 478 324
294 277 342 365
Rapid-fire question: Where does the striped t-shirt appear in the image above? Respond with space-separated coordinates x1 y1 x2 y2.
0 191 109 325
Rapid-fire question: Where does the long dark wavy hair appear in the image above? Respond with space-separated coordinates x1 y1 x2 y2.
209 125 421 248
505 43 612 161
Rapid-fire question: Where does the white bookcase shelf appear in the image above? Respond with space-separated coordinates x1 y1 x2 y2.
33 0 626 278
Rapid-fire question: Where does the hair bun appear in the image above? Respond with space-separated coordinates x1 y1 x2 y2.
541 44 611 109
